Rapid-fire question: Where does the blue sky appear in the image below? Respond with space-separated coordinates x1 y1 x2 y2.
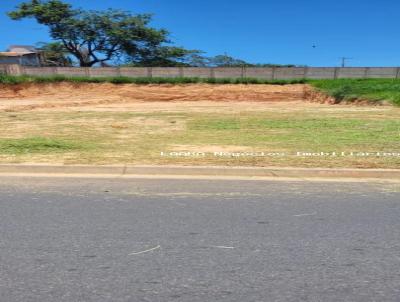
0 0 398 66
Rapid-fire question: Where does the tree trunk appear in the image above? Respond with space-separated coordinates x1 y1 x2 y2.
79 61 97 67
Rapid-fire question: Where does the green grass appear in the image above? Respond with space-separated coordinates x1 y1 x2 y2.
0 110 399 168
0 137 92 154
310 78 400 106
186 116 400 148
0 74 306 85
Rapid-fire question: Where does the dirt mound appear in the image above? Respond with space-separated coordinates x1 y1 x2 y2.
303 86 390 106
303 86 338 104
0 82 308 111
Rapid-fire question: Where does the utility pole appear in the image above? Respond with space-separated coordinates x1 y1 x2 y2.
340 57 353 67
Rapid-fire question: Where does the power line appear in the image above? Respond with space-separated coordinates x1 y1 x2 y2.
339 57 354 67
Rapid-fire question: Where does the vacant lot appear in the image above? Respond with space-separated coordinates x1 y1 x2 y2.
0 83 399 168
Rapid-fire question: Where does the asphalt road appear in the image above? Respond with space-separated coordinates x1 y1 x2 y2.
1 177 400 302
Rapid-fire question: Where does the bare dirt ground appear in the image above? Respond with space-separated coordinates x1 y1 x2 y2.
0 83 307 112
1 82 399 168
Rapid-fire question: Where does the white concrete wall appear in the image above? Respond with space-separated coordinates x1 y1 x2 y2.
6 66 400 79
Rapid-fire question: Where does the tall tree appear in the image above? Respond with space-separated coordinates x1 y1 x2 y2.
8 0 172 67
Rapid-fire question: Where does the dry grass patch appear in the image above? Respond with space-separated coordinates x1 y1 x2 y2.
0 82 398 168
0 105 399 168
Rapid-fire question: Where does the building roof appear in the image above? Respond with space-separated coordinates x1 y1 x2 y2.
7 45 38 53
0 52 37 57
0 45 42 57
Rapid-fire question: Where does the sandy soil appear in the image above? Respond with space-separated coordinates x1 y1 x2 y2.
0 83 307 112
0 81 393 117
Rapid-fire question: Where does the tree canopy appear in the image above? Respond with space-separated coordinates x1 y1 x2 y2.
8 0 297 68
8 0 185 67
126 46 202 67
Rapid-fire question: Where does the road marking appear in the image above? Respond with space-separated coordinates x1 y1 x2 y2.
129 245 161 256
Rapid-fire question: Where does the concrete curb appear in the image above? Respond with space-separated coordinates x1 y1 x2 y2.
0 164 400 179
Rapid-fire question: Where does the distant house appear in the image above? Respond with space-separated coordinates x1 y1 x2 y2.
0 45 43 66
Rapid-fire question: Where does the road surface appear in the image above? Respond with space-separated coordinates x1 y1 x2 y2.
1 176 400 301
